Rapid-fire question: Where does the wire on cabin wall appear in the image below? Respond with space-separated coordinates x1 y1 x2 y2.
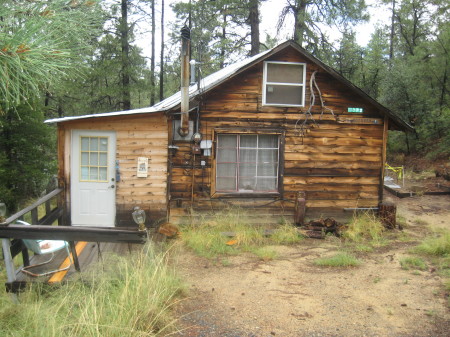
295 71 335 140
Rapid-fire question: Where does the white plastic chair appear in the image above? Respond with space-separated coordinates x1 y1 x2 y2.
16 220 73 277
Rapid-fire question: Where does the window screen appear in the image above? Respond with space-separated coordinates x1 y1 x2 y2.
216 134 279 193
263 61 306 107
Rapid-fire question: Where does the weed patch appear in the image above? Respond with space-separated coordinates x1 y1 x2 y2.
414 231 450 257
400 256 427 270
343 212 387 248
314 252 361 267
179 207 302 259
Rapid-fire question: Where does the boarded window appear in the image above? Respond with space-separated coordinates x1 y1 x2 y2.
216 134 279 193
263 61 306 107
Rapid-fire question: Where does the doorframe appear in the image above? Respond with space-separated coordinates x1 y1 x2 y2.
70 129 117 227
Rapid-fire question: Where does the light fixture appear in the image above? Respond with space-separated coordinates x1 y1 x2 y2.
0 202 6 223
132 206 146 231
192 132 202 144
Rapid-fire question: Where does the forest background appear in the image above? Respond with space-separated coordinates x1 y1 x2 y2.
0 0 449 212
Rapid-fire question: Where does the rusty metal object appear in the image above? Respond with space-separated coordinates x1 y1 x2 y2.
179 26 190 137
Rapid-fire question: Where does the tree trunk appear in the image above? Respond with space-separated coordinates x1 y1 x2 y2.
120 0 131 111
249 0 260 56
220 12 227 68
389 0 396 61
159 0 165 101
150 0 156 106
293 0 308 46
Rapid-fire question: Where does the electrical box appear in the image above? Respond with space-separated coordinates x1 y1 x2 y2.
200 140 212 156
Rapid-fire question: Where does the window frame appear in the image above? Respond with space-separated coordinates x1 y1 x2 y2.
212 129 285 197
262 61 307 107
79 136 110 182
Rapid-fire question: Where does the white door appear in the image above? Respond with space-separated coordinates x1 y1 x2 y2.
71 130 116 226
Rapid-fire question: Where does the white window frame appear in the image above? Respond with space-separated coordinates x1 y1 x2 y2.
262 61 306 107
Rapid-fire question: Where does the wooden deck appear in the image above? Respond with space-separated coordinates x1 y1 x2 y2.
9 241 144 291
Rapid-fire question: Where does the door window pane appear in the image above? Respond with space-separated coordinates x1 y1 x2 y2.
90 138 98 151
99 138 108 151
81 137 89 151
80 136 109 182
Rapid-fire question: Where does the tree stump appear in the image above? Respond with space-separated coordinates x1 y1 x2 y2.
378 202 397 229
294 192 306 226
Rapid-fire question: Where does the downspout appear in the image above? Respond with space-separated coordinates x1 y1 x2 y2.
179 26 191 137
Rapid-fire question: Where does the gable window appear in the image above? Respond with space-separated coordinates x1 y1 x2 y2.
216 134 280 193
262 61 306 107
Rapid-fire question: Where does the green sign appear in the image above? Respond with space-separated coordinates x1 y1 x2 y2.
348 107 364 113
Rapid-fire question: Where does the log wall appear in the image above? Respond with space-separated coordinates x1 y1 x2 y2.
58 113 168 225
168 47 385 221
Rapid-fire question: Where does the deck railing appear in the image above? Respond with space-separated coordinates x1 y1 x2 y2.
0 188 147 292
0 188 78 291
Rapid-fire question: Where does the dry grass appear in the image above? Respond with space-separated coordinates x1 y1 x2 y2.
343 212 387 247
0 243 185 337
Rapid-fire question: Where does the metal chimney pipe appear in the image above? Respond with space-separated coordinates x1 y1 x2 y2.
179 26 191 137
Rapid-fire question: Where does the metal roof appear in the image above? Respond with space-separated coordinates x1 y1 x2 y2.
45 40 411 131
45 48 273 124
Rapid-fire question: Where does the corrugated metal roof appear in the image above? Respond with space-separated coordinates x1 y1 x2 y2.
45 48 273 124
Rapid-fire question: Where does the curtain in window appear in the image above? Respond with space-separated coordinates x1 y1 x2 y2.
216 134 279 192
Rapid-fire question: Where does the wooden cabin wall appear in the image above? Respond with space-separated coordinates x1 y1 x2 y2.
58 113 168 226
168 47 385 219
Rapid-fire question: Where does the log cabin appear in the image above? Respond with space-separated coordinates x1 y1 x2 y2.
45 40 412 227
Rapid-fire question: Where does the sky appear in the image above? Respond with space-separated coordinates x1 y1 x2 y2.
136 0 392 61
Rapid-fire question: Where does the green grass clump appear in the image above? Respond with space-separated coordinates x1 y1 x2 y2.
414 231 450 257
271 223 303 245
343 212 386 247
250 247 278 261
0 244 184 337
400 256 428 270
314 252 361 267
180 207 302 259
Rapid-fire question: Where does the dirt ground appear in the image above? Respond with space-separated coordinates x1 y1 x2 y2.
171 193 450 337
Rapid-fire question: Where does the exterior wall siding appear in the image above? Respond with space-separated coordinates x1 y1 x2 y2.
168 47 384 220
58 113 168 226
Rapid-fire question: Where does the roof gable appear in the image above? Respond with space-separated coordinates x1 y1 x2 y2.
46 40 411 131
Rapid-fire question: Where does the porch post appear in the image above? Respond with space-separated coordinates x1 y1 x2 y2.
2 239 16 283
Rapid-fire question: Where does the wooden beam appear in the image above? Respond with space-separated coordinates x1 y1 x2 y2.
0 226 147 244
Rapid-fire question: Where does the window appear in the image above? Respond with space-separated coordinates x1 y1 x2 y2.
262 61 306 107
216 134 280 193
80 136 109 182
